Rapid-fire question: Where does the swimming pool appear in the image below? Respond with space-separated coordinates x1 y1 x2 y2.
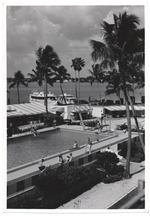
7 129 110 169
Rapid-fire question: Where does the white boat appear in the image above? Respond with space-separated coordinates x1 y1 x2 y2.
58 93 76 104
29 90 58 105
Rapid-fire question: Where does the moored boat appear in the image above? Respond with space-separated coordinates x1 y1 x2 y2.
29 90 58 105
58 93 76 104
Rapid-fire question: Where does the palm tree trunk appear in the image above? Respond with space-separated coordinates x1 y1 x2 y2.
78 71 80 103
123 89 132 179
60 82 67 104
127 92 145 153
75 70 78 101
17 85 20 104
121 65 132 179
44 73 48 113
97 81 101 100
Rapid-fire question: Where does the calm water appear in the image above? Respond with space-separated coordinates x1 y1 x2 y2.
7 82 144 104
7 129 109 169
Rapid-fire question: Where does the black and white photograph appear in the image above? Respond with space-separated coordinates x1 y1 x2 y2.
1 0 149 214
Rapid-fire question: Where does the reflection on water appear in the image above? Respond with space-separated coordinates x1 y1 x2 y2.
7 129 108 169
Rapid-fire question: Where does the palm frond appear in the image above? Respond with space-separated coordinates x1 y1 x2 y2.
9 81 16 89
20 80 28 87
90 40 108 62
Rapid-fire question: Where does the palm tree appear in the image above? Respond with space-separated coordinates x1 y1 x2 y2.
89 64 106 101
55 65 70 104
104 68 145 153
71 57 85 103
105 70 127 103
32 45 61 113
90 12 144 179
28 69 43 87
125 59 145 153
9 70 28 104
71 59 78 100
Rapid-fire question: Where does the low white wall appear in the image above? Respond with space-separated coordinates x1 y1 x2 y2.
92 106 103 118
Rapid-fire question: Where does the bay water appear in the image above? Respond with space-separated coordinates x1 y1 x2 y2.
7 82 144 105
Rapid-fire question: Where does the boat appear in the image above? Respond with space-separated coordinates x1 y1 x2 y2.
58 93 76 104
29 90 58 105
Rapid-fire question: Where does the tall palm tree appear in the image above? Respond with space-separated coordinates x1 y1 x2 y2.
90 12 144 179
55 65 70 104
105 70 124 103
32 45 61 113
71 57 85 103
88 64 106 101
125 58 145 153
28 69 43 87
9 70 28 104
104 68 145 153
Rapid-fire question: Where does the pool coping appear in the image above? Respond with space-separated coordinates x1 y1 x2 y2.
7 127 116 174
7 126 60 140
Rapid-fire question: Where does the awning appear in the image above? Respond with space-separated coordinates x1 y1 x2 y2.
71 105 92 113
7 111 24 117
104 105 145 112
7 102 54 117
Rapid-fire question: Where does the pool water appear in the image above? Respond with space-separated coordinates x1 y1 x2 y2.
7 129 109 169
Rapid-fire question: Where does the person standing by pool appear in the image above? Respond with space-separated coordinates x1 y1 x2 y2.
85 138 92 154
69 153 73 162
73 141 78 149
88 137 93 154
66 153 73 162
100 113 104 126
38 158 46 171
31 127 40 136
96 120 101 133
58 154 65 166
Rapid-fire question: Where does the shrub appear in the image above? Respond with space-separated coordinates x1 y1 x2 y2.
118 139 145 162
36 163 105 196
96 151 119 167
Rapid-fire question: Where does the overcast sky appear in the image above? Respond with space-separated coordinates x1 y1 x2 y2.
7 5 144 78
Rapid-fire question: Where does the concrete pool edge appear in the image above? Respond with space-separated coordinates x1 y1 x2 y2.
7 128 116 174
7 126 60 140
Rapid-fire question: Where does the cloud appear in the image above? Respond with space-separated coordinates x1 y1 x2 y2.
104 6 144 27
7 5 144 78
7 6 102 77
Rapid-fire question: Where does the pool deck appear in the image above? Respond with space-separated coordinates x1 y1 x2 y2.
7 123 139 184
